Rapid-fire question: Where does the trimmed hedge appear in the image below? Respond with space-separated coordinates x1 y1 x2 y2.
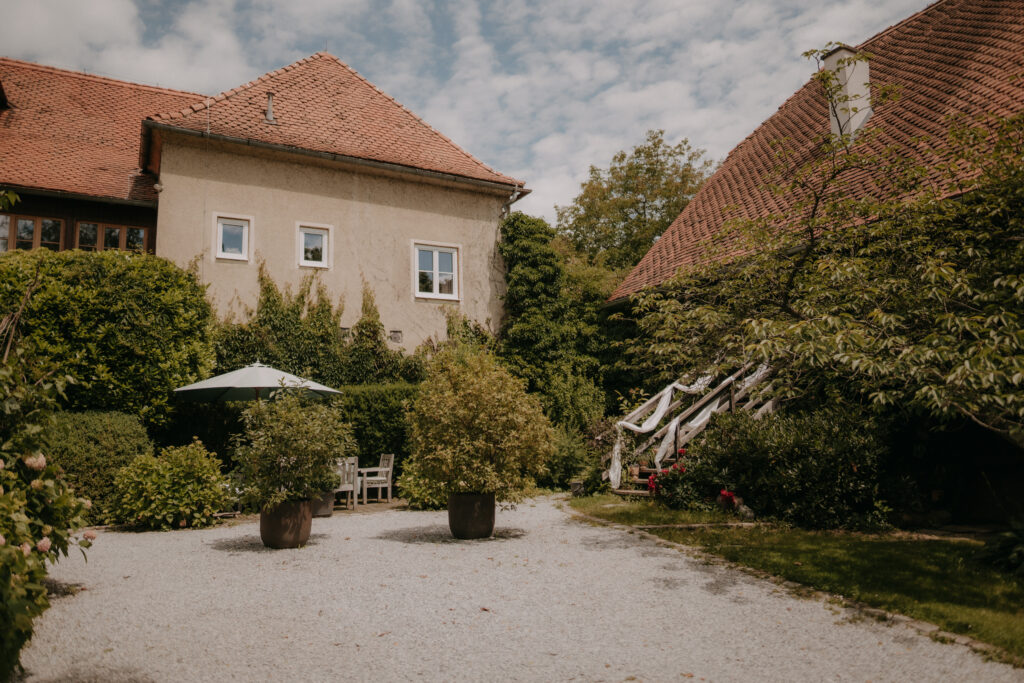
47 411 154 523
334 383 418 472
0 250 214 427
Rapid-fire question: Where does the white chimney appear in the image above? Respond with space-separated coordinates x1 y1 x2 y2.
822 46 872 140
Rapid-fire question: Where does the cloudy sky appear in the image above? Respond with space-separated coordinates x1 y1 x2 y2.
2 0 926 221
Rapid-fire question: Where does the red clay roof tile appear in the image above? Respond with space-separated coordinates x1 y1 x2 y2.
0 59 200 203
147 52 523 188
611 0 1024 301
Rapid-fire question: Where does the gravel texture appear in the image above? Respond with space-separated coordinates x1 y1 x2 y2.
21 496 1023 682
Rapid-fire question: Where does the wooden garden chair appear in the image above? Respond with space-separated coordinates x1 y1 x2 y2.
359 453 394 504
334 457 359 510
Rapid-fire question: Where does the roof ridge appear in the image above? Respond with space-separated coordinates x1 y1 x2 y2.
317 52 522 185
0 56 203 99
149 52 325 121
855 0 948 50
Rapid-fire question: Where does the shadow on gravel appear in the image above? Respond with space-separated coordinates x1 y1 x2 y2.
26 666 155 683
376 525 526 544
206 533 328 553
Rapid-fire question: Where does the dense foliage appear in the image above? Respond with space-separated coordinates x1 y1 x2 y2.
683 409 892 529
48 411 154 523
556 129 713 269
233 393 354 510
334 383 418 471
111 441 231 530
214 270 422 388
497 212 605 429
623 81 1024 443
398 344 554 507
0 250 214 427
535 426 591 489
0 303 89 679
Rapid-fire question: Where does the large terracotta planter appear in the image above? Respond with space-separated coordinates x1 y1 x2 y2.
312 490 335 518
260 499 313 549
447 493 496 539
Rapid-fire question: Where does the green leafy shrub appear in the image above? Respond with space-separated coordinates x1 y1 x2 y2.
649 461 714 511
686 409 891 530
214 270 423 389
334 383 417 471
111 441 231 530
233 393 354 510
47 411 153 523
0 334 89 677
0 250 213 427
537 426 589 489
398 344 554 507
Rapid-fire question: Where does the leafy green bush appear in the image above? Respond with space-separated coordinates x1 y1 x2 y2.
984 522 1024 577
111 441 230 530
0 250 213 427
398 344 554 507
334 383 417 471
649 461 714 511
687 408 892 530
536 426 590 489
0 342 89 678
47 411 153 523
233 393 355 511
214 270 423 388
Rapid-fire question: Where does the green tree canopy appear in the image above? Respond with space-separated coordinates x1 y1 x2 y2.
556 129 713 269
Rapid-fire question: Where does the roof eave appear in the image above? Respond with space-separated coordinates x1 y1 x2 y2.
0 184 157 208
141 120 528 197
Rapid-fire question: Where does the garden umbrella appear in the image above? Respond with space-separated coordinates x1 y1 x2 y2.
173 362 341 402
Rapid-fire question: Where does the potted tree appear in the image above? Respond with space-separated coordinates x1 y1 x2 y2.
234 392 354 548
398 344 554 539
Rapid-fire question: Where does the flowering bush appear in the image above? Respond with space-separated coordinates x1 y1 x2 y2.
0 344 90 679
111 440 231 530
649 461 713 511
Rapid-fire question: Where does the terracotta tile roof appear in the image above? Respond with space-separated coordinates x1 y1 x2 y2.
611 0 1024 302
148 52 524 189
0 58 200 203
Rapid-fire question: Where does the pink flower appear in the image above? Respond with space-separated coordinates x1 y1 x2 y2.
23 453 46 471
83 530 97 541
0 459 5 469
0 533 6 546
36 537 51 553
20 542 31 557
82 498 93 510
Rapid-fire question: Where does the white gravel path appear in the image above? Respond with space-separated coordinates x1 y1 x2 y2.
20 496 1023 682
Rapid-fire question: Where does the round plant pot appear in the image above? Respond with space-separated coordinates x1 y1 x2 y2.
312 490 335 518
447 492 496 539
259 499 313 549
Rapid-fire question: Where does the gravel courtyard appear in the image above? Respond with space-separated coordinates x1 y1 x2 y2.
21 496 1022 682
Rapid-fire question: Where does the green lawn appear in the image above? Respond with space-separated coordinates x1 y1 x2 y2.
570 495 1024 663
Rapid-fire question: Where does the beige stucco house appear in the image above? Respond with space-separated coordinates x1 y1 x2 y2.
0 53 527 349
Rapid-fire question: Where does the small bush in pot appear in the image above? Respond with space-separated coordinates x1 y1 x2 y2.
398 344 554 537
111 440 231 530
233 393 351 548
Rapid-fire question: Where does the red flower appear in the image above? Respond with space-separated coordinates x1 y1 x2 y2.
647 474 657 491
719 489 736 505
677 448 687 455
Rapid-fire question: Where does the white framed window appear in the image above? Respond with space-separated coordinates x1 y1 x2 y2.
297 223 332 269
213 214 252 261
413 241 459 300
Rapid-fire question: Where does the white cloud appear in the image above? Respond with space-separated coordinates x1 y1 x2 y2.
1 0 929 221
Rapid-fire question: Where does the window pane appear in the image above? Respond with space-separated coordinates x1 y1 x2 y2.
438 250 453 273
0 215 9 236
417 248 433 271
438 273 454 295
0 238 7 252
126 228 145 251
16 219 34 250
78 223 98 249
418 271 434 293
303 232 324 263
220 222 245 255
40 219 61 248
104 227 121 250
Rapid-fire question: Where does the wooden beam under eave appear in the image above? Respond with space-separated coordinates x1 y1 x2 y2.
145 129 163 175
